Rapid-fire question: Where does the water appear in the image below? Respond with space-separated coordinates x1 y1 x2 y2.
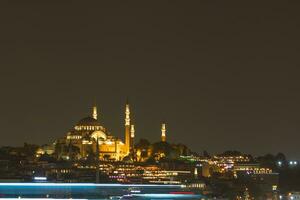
0 183 205 199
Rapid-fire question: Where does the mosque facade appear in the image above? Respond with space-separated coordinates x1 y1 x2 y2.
37 102 168 161
61 103 135 161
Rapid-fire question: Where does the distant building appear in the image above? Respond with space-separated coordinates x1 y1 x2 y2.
287 192 300 200
54 103 134 161
234 163 279 196
36 144 55 157
233 163 273 176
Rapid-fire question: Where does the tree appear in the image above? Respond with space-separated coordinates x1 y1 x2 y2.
151 141 178 160
135 139 150 149
275 152 287 167
39 153 56 162
23 143 39 157
219 150 242 157
256 154 276 169
173 144 191 156
203 150 210 158
135 139 151 161
86 148 96 163
103 154 110 161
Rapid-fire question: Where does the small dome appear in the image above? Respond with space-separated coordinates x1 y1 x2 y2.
91 130 107 140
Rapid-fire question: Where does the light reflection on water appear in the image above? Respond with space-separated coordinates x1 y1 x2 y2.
0 198 108 200
0 183 204 199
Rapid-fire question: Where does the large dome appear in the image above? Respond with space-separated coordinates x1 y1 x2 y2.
74 117 105 132
76 117 101 126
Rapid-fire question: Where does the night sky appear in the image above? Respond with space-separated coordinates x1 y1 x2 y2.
0 1 300 159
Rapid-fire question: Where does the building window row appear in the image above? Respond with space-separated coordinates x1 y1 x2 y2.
75 125 102 131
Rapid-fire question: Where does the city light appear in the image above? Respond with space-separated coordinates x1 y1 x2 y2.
33 177 47 181
278 161 282 166
289 161 298 166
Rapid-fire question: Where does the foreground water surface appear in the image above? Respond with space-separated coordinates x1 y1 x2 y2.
0 183 205 200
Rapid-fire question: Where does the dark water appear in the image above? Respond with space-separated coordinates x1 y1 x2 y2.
0 183 205 199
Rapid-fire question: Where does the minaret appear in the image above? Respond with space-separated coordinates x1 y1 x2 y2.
92 105 98 120
161 123 166 142
130 124 135 139
194 167 198 179
130 124 135 156
125 102 131 155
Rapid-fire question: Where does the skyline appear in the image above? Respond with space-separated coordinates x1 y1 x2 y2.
0 1 300 159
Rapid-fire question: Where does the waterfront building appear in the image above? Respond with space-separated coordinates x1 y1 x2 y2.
233 163 273 177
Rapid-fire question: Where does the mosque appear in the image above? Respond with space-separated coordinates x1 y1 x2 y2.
40 102 168 161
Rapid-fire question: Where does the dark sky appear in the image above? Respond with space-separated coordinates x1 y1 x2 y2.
0 1 300 159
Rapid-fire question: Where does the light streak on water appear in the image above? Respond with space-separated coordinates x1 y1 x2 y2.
0 183 182 187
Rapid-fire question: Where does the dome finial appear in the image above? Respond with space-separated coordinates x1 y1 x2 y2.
92 101 98 120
